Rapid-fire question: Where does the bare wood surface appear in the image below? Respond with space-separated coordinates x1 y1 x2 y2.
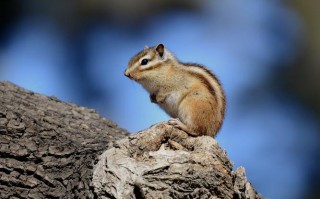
93 123 263 199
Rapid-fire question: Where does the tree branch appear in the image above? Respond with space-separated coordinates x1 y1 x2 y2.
0 81 128 198
0 81 263 199
93 123 263 199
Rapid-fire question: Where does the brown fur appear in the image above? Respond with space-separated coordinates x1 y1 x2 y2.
128 50 148 68
125 44 226 137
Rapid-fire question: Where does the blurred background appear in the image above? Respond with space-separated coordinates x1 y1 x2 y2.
0 1 319 198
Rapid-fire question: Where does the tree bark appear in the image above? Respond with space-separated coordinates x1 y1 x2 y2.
92 123 263 199
0 81 263 199
0 81 129 198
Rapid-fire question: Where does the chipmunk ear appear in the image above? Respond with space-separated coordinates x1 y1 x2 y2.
155 44 164 57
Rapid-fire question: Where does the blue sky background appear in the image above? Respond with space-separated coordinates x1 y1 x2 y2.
1 1 319 199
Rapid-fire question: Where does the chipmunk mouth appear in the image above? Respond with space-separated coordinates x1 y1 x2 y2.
124 72 138 81
124 69 143 81
124 73 132 79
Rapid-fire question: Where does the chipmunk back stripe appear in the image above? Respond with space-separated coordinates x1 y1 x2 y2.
187 71 217 99
182 63 225 120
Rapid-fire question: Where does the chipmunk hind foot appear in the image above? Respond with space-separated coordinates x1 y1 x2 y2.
167 118 199 136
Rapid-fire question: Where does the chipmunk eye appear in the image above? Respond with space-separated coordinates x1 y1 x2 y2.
141 59 149 65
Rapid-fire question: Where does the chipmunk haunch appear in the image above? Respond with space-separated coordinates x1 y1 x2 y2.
125 44 226 137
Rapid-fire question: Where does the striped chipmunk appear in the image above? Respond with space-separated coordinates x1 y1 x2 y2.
124 44 226 137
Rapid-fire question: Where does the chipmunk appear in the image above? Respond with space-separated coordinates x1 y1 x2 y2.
124 44 226 137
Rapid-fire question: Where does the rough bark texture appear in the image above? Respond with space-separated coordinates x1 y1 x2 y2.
92 124 263 199
0 81 129 198
0 81 263 199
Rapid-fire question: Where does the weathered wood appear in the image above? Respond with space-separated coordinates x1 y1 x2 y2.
0 81 128 198
93 123 263 199
0 81 263 199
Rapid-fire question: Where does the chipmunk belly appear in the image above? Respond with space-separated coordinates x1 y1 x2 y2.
159 91 181 118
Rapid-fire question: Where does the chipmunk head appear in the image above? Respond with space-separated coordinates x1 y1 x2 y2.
125 44 176 81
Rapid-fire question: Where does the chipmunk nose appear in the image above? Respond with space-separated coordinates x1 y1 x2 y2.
124 69 132 78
